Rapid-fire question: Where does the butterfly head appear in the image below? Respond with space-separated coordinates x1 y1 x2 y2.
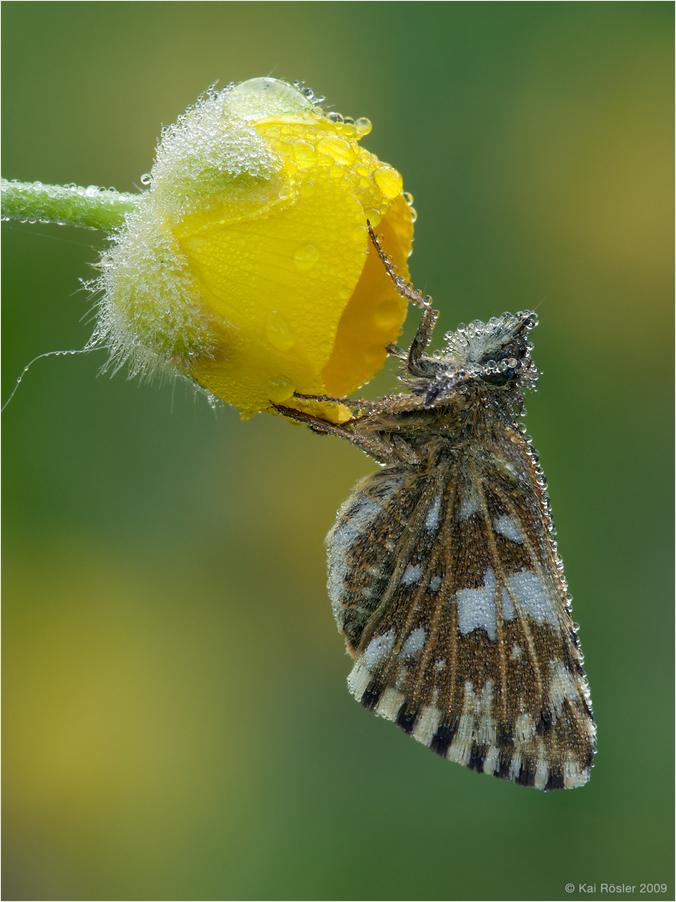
407 311 539 407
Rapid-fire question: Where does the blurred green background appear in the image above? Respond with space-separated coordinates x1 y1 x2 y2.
2 3 673 900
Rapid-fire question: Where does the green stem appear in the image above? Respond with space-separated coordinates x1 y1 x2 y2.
1 178 140 231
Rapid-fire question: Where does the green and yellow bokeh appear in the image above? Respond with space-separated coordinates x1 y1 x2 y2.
2 4 673 900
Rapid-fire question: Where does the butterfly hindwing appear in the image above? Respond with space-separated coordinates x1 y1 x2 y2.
327 423 595 790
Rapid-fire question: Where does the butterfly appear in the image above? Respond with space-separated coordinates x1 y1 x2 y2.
276 223 595 789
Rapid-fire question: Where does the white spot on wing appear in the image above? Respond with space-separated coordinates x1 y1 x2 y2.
494 515 523 543
425 493 442 530
456 569 497 641
533 759 549 790
401 563 423 586
362 630 395 668
515 713 535 741
483 745 500 776
377 687 404 721
459 483 480 520
413 705 441 745
501 587 516 622
346 661 372 702
401 627 426 657
429 575 442 592
505 570 557 628
449 681 497 749
549 660 579 710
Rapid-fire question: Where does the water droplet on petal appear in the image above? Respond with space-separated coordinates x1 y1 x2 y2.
267 375 295 402
266 311 296 351
352 224 368 244
317 135 355 166
354 117 372 136
293 244 320 272
293 140 317 168
374 166 403 199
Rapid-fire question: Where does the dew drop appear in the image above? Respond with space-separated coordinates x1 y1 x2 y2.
374 166 403 199
293 244 320 272
293 140 317 167
299 180 315 198
266 311 296 351
352 224 368 244
355 117 372 136
317 135 355 166
267 375 295 403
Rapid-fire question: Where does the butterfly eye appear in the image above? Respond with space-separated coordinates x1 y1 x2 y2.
480 370 513 386
479 354 521 386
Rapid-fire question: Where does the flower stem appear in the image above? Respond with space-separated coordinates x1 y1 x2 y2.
1 178 140 231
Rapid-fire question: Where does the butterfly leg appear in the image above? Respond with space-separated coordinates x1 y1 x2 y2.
366 221 439 373
272 401 397 463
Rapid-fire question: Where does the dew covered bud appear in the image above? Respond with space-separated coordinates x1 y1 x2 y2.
95 78 414 420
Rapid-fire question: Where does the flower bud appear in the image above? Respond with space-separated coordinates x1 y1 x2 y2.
96 78 414 420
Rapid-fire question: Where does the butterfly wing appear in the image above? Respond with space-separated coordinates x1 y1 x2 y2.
326 429 595 790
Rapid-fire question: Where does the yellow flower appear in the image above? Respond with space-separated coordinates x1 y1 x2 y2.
97 78 414 420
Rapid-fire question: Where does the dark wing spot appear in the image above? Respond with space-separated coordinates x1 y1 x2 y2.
562 641 586 678
395 702 420 735
496 722 515 747
495 752 513 781
515 759 537 787
430 720 458 757
578 696 594 721
544 769 565 791
361 681 384 711
535 708 553 735
468 744 487 773
584 745 595 770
